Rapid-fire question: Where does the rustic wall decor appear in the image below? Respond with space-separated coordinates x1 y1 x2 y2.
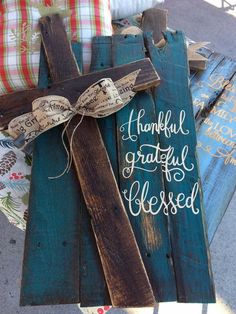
19 14 156 307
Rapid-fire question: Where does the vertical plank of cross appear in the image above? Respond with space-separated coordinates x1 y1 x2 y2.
38 14 155 307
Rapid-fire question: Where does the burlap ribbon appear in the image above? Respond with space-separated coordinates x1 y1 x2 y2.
8 70 140 150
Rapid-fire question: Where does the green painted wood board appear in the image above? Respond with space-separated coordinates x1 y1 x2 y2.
20 33 225 306
190 56 236 241
21 43 109 307
145 31 216 303
197 77 236 241
112 34 177 301
20 45 83 306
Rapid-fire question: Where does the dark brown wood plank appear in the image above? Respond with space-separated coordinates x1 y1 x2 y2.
80 36 114 306
40 15 110 306
39 14 155 307
0 58 160 130
141 8 168 44
39 15 80 82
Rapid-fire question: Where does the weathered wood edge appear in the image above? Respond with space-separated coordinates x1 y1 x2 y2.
0 58 160 130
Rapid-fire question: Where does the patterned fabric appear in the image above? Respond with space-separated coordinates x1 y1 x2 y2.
0 0 112 94
0 0 112 229
0 132 31 230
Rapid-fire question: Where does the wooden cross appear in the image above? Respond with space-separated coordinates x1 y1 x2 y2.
0 14 158 306
0 51 159 129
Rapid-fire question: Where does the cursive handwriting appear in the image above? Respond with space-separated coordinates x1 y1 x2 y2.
122 180 200 216
123 143 194 182
120 109 189 142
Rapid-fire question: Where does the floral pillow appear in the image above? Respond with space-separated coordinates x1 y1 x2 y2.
0 0 113 229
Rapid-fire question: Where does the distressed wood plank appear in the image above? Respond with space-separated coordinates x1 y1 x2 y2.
145 31 215 303
191 53 236 125
79 36 112 307
190 52 236 241
40 16 110 306
141 9 207 71
141 8 168 44
39 15 155 308
190 47 213 80
0 58 160 130
113 34 177 302
67 116 155 307
20 44 83 306
197 72 236 241
190 51 236 241
91 36 119 180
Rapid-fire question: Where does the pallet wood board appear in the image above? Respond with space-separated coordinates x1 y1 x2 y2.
113 34 177 301
145 31 215 303
18 23 234 305
20 45 83 306
191 52 236 126
80 36 112 307
21 15 155 308
141 8 168 44
190 50 236 242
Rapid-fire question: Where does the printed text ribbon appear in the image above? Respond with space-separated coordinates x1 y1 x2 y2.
8 70 140 149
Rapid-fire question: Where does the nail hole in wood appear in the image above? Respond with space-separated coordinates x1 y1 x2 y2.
166 253 171 259
146 252 151 258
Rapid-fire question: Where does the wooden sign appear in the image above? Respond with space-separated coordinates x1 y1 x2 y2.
145 31 215 302
141 8 208 71
69 34 217 304
20 14 155 307
112 34 177 301
190 47 236 241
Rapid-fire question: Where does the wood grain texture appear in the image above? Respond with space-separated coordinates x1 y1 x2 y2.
40 15 109 307
191 52 236 127
0 58 160 130
145 31 216 303
20 44 83 306
190 50 236 242
141 8 168 44
196 73 236 242
39 15 80 81
31 14 155 307
80 36 112 307
113 34 177 302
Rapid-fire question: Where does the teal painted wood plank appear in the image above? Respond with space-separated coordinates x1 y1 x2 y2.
113 34 177 302
145 31 215 303
196 71 236 241
79 37 112 307
189 51 236 241
191 53 236 127
20 44 83 305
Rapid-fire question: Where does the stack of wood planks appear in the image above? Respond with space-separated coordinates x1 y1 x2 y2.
17 15 214 306
1 9 232 308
